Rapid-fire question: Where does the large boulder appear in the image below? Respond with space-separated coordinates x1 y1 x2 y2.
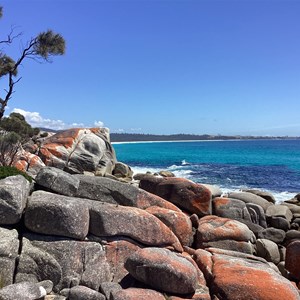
0 282 46 300
212 197 251 222
16 234 112 293
0 228 19 287
103 237 142 282
89 202 183 252
285 240 300 280
35 167 80 197
196 215 255 254
266 205 293 223
25 191 90 240
145 206 193 246
60 286 105 300
257 227 285 244
194 248 300 300
35 168 181 212
75 174 181 211
0 175 31 225
256 239 280 264
139 176 212 216
227 192 273 211
243 189 276 204
111 288 165 300
125 247 202 294
38 128 116 175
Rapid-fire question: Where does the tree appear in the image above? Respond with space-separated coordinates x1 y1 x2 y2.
0 112 40 139
0 6 65 119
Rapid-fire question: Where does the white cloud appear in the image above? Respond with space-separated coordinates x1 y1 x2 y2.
130 128 142 132
94 120 104 127
11 108 93 130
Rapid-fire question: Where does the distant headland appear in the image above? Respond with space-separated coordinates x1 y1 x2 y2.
39 129 300 143
109 133 300 143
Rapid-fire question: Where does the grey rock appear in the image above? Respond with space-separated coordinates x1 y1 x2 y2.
268 216 290 231
238 219 264 237
38 280 53 294
15 234 111 293
0 282 46 300
266 205 293 223
285 230 300 241
212 197 251 222
125 247 199 294
246 203 267 228
258 228 286 244
35 167 80 197
0 227 19 287
256 239 280 264
0 175 30 224
243 189 276 203
25 191 89 240
100 282 122 300
60 286 105 300
113 162 133 179
44 296 66 300
282 203 300 214
227 192 272 211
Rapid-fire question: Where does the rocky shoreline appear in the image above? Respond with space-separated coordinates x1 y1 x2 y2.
0 128 300 299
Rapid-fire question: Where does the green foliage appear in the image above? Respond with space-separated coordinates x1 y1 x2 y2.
0 55 17 77
0 132 21 166
34 30 65 59
0 112 40 140
0 166 32 182
40 131 48 138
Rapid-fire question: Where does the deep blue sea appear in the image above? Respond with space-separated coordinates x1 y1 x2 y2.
113 140 300 202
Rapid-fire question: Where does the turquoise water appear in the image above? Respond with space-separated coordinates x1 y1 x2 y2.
113 140 300 201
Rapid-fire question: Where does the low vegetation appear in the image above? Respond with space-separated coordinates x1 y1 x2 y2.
0 166 32 182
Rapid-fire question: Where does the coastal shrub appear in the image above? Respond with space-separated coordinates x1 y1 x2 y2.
0 166 32 183
0 132 21 166
40 131 49 138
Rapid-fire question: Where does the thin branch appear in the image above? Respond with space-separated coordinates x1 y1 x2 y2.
0 26 22 45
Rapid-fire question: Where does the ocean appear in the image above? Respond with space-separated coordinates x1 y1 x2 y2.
112 139 300 203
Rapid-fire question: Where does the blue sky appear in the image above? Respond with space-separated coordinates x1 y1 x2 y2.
0 0 300 136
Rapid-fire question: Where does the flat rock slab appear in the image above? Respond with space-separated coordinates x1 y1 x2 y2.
16 234 112 293
139 176 212 216
0 227 19 287
125 247 200 295
25 191 89 240
89 202 183 252
0 175 30 225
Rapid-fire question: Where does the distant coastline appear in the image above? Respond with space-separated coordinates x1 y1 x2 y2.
110 133 300 143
